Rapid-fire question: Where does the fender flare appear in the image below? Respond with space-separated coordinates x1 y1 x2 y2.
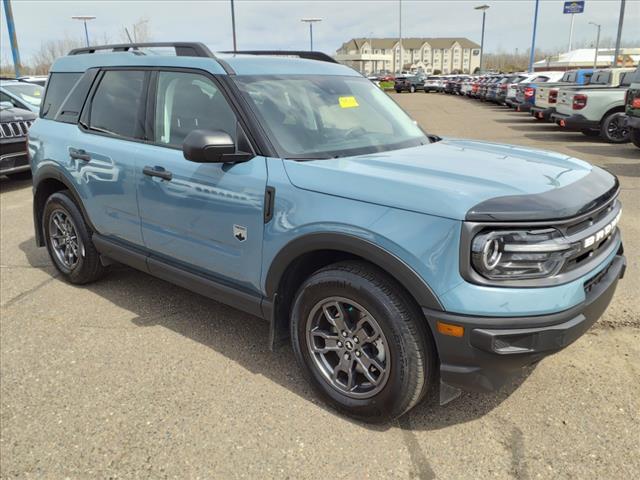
264 232 443 311
32 165 96 246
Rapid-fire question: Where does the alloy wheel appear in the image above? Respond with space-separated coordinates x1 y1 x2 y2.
306 297 390 399
49 209 83 270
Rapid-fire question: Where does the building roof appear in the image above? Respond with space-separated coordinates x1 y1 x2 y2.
533 48 639 69
338 37 480 52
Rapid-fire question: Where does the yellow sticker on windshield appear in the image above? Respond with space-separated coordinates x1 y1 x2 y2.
338 96 359 108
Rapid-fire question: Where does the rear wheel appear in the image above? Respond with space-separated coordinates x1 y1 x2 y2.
631 127 640 148
290 261 435 422
395 89 402 93
600 112 630 143
43 191 107 284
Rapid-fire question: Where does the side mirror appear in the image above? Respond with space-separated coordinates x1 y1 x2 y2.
183 130 236 163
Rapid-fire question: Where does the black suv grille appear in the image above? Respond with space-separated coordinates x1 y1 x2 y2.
0 120 32 138
557 195 621 274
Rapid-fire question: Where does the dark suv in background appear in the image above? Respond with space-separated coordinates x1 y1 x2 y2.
625 66 640 148
394 75 425 93
0 104 35 179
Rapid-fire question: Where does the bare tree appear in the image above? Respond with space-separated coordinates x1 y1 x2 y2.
29 36 85 74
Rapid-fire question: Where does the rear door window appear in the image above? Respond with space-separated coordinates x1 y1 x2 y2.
88 70 146 139
41 73 80 118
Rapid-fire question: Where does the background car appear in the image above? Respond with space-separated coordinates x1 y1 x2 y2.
625 66 640 148
0 103 35 179
394 74 424 93
0 78 44 113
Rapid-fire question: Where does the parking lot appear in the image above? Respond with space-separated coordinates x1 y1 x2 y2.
1 92 638 479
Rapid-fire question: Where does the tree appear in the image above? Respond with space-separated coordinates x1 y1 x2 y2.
30 36 85 74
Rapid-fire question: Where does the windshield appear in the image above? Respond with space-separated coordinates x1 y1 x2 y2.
234 75 428 159
2 83 44 107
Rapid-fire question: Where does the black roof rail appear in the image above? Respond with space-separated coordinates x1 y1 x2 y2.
67 42 236 74
68 42 215 58
221 50 338 64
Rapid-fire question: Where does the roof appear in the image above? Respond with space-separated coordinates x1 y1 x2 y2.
338 37 481 51
50 50 359 77
534 48 640 68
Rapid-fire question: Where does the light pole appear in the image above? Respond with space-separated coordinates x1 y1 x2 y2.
71 15 96 47
474 5 489 73
589 22 601 69
230 0 237 51
613 0 626 67
528 0 540 72
301 18 322 51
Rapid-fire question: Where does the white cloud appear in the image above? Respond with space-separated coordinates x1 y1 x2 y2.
2 0 639 65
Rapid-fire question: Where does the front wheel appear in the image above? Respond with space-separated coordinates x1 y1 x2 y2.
290 261 436 422
410 85 416 93
631 127 640 148
600 112 630 143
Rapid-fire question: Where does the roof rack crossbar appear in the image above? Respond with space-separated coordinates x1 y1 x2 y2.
221 50 338 64
68 42 215 58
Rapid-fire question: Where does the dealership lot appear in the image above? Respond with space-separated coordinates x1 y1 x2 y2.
1 92 638 479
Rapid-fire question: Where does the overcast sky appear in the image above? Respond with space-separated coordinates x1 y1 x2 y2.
1 0 639 65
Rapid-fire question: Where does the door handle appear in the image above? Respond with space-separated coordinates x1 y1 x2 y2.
69 148 91 162
143 165 173 181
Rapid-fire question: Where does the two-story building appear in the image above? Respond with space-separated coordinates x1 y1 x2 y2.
335 37 481 75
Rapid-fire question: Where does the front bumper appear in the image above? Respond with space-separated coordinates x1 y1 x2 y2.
423 252 626 393
0 139 29 175
530 106 556 121
551 112 599 130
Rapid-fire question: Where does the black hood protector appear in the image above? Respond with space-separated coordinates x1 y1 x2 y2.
466 167 618 222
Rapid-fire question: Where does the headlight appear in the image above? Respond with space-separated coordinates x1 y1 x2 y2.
471 229 577 280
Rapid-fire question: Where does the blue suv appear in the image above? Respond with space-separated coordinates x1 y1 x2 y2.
29 43 625 421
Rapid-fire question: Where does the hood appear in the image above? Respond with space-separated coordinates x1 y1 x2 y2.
283 139 615 221
0 106 36 122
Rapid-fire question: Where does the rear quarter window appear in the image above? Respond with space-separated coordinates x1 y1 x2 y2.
41 73 82 119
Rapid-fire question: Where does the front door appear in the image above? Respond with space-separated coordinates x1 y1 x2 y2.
136 70 267 292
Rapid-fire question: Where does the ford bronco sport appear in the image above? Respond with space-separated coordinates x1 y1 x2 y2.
28 43 626 422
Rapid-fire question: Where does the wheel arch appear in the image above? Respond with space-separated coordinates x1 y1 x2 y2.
601 104 626 122
32 165 95 247
265 232 443 349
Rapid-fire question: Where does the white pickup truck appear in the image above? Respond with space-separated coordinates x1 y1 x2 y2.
551 69 636 143
530 69 595 121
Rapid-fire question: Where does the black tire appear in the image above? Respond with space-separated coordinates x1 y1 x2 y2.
581 129 600 137
7 170 32 181
410 85 416 93
290 261 436 422
395 89 402 93
43 191 107 284
600 111 630 144
631 127 640 149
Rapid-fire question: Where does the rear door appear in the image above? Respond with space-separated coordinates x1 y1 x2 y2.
67 69 148 246
136 70 267 291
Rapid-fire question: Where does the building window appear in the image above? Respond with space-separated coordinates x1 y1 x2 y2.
472 49 480 56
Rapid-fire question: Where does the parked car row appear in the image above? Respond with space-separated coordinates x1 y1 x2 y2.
432 67 640 147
